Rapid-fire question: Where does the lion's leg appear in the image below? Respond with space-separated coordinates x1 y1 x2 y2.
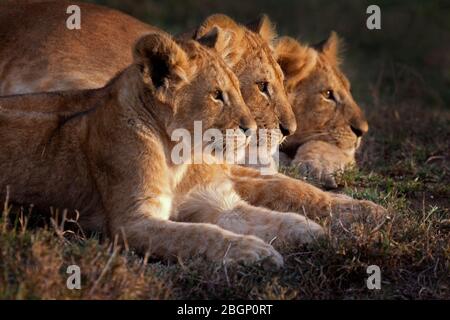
230 166 387 225
175 181 325 248
107 199 283 267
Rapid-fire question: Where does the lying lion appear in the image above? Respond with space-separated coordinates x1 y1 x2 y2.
0 1 367 190
275 34 369 188
0 30 331 267
0 3 387 266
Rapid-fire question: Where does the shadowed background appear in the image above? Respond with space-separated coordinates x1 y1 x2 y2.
86 0 450 106
83 0 449 181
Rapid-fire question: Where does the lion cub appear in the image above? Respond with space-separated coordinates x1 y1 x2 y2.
0 31 324 267
275 34 370 188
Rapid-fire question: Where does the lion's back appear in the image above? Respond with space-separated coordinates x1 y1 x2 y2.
0 1 156 95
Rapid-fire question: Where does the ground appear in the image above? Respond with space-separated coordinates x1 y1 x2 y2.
1 97 448 299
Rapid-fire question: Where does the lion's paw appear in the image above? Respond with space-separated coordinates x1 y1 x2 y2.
333 199 389 226
291 141 354 189
278 213 326 245
224 235 284 269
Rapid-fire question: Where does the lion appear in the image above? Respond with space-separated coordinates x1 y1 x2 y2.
275 34 369 188
0 2 387 259
178 15 386 226
0 30 332 267
190 14 297 171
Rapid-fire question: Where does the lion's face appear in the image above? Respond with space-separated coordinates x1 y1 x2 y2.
172 41 256 154
134 31 255 157
275 33 369 159
195 15 297 155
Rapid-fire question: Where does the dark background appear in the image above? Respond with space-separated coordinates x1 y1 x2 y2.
86 0 450 107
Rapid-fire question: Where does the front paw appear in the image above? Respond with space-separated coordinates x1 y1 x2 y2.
224 235 284 269
333 199 389 226
291 141 354 189
276 212 326 245
294 159 341 189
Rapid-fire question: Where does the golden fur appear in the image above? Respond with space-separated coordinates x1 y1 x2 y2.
275 34 369 188
0 4 294 166
192 14 296 169
0 31 326 267
194 14 295 136
0 3 388 266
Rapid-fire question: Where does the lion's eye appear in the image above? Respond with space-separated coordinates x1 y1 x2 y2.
323 89 335 101
258 81 269 94
213 89 224 102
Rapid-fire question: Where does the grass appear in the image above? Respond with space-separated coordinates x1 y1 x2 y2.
1 98 449 300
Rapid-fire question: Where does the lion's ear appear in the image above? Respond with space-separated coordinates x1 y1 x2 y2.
246 14 277 44
196 14 240 38
133 32 189 90
196 27 232 51
314 31 341 65
196 26 238 66
275 37 318 90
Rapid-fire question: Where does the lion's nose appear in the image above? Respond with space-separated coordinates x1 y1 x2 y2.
279 123 295 137
239 118 257 134
350 122 368 137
